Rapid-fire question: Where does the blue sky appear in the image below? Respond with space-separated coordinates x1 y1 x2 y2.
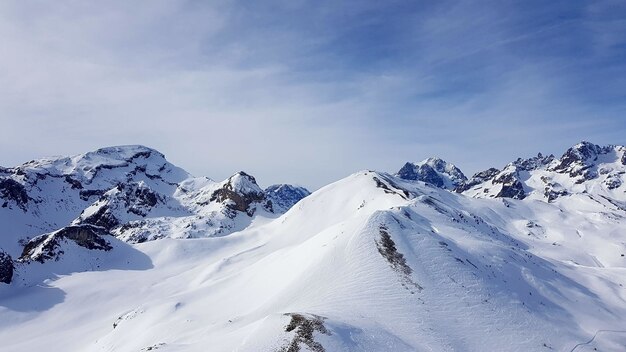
1 0 625 189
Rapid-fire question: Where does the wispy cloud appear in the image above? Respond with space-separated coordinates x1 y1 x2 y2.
1 0 625 188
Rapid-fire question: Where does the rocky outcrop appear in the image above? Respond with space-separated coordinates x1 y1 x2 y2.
78 182 164 230
397 158 467 190
210 172 266 216
455 168 500 193
552 141 610 180
20 224 113 263
265 184 310 212
0 178 29 211
0 250 13 284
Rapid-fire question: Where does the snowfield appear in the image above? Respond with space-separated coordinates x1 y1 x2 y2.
1 143 626 351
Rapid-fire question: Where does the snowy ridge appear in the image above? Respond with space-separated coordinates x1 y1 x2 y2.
459 141 626 202
1 143 626 351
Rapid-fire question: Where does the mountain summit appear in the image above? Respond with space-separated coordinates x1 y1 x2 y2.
396 157 467 190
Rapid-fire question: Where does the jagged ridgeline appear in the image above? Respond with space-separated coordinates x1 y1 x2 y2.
396 141 626 201
0 146 309 282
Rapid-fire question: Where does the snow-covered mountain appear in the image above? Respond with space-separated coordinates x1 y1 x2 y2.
1 143 626 352
0 146 309 283
458 141 626 202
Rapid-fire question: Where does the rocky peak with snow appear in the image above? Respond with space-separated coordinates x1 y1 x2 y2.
265 184 311 213
396 157 467 190
0 146 309 271
209 171 267 216
551 141 614 179
457 141 626 202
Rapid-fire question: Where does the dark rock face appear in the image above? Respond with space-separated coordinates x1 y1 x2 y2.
265 184 310 211
605 175 623 190
280 313 330 352
0 178 29 211
397 158 466 190
79 189 106 201
497 180 526 199
455 168 500 193
80 182 163 230
81 205 121 230
64 176 83 189
543 180 569 202
553 142 610 179
513 153 555 171
20 224 113 263
375 224 422 292
621 151 626 166
396 162 419 180
397 163 443 188
417 164 444 188
0 250 14 284
493 172 527 200
119 183 161 217
210 172 265 216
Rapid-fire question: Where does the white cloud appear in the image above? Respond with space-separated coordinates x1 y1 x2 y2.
0 0 624 189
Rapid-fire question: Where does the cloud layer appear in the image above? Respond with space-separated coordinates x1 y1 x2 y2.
1 0 625 188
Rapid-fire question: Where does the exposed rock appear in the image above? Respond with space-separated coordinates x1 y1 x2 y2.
397 158 466 190
496 179 526 200
544 184 568 202
372 175 410 199
375 225 422 292
64 175 83 189
265 184 310 212
79 189 106 201
210 172 265 216
0 178 29 210
20 224 113 263
455 167 500 193
280 313 330 352
605 174 623 190
0 250 14 284
81 204 121 230
78 182 163 230
552 141 610 179
513 153 555 171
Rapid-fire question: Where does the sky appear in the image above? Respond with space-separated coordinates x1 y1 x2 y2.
1 0 625 189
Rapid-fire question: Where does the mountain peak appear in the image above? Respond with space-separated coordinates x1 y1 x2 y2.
224 171 264 196
396 157 466 190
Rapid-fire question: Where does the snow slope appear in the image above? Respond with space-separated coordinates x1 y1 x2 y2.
1 144 626 352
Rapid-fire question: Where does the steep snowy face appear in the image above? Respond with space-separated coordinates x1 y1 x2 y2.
396 157 467 190
459 142 626 202
264 184 311 212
